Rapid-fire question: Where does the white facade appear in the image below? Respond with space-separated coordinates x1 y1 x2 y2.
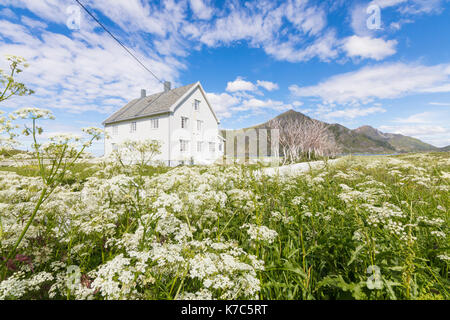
104 82 224 166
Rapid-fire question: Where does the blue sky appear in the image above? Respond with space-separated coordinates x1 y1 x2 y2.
0 0 449 155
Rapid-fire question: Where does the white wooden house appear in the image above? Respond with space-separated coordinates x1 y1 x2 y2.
103 81 224 166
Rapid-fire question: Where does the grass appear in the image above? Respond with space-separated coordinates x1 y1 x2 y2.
0 162 171 183
0 152 448 300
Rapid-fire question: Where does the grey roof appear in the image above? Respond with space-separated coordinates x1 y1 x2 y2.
103 82 197 125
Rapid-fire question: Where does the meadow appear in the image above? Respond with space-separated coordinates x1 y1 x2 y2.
0 150 448 300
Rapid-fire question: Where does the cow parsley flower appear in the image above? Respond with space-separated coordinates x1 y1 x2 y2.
242 224 278 244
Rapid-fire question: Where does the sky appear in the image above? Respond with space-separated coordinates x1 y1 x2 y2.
0 0 449 156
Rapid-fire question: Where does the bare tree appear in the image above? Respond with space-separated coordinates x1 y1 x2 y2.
270 118 304 164
269 117 339 163
112 139 162 173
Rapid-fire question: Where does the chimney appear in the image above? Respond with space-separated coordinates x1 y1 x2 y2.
141 89 146 98
164 81 171 92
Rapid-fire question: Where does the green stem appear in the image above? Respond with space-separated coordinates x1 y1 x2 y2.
0 65 16 101
2 187 47 278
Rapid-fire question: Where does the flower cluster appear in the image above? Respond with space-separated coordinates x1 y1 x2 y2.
0 150 448 300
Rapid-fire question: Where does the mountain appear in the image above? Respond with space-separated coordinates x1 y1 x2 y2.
329 123 396 154
440 145 450 152
258 110 396 153
353 125 438 153
225 110 440 154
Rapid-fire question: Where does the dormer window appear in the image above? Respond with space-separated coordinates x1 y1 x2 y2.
194 99 200 111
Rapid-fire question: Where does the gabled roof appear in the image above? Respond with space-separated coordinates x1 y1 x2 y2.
103 82 197 125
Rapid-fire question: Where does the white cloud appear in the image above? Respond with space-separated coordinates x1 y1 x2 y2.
421 83 450 93
1 0 446 73
381 110 450 147
389 18 414 31
1 0 447 133
230 98 295 115
324 106 386 119
226 77 258 92
350 0 442 37
1 0 68 25
256 80 279 91
0 20 40 45
206 92 239 118
289 62 450 105
226 77 279 93
380 125 447 136
342 36 397 60
0 8 17 19
393 112 434 123
185 1 339 63
194 3 283 47
284 0 326 35
189 0 214 20
379 124 449 145
372 0 408 8
398 0 445 15
219 76 290 116
264 30 339 63
0 18 182 115
21 16 48 30
350 3 376 36
429 102 450 106
84 0 167 36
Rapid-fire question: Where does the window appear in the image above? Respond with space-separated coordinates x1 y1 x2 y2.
150 118 159 129
181 117 189 129
112 143 118 151
130 122 137 133
197 120 203 131
180 139 188 152
194 99 200 111
209 142 215 152
218 143 222 152
112 125 118 135
197 141 203 152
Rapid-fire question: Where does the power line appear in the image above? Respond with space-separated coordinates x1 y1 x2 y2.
74 0 179 98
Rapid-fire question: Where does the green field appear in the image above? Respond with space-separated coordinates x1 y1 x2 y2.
0 152 448 300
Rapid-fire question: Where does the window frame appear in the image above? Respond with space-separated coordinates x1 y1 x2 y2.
150 118 159 129
180 139 189 152
209 142 215 153
130 122 137 133
194 99 200 111
181 117 189 129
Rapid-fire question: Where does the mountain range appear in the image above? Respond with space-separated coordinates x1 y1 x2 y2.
227 110 448 154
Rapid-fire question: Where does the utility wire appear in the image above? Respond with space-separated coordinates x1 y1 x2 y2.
74 0 181 99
